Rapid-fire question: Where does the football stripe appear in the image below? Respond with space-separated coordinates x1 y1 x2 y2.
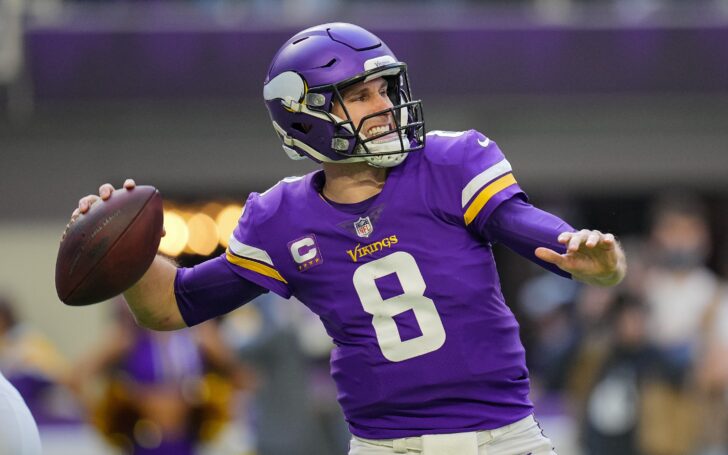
461 158 512 208
225 251 288 284
463 173 517 225
227 236 274 266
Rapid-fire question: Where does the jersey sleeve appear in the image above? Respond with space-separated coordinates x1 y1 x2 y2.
175 255 268 327
454 130 527 227
224 193 293 298
424 130 527 228
481 196 573 278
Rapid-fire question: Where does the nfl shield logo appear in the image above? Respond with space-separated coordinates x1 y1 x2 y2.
354 216 374 238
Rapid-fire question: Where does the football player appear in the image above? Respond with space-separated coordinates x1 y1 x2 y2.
73 23 626 455
0 370 42 454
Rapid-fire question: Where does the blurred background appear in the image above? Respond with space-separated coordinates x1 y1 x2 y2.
1 0 728 453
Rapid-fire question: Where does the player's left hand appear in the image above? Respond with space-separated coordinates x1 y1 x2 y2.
535 229 626 286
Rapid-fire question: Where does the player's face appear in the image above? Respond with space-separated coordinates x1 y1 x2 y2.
332 77 395 140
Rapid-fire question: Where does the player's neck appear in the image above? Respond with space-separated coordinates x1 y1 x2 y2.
321 162 388 204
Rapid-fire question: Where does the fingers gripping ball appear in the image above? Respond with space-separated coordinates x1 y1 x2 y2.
56 186 164 306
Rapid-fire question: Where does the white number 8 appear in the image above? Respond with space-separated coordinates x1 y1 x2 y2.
352 252 446 362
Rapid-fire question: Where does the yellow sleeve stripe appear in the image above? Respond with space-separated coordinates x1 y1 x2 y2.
226 251 288 284
463 173 517 226
461 158 512 208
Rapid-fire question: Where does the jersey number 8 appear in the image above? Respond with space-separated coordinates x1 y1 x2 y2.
353 252 446 362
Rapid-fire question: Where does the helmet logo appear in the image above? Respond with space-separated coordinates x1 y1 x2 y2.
264 71 306 107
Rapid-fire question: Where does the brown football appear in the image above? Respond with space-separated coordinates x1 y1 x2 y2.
55 185 164 306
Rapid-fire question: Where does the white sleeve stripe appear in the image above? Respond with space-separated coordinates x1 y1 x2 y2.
228 236 274 266
461 158 513 208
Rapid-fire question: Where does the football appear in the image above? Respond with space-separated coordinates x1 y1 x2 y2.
55 185 164 306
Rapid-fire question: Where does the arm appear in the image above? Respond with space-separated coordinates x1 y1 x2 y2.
483 197 626 287
123 255 185 330
481 196 573 278
126 254 268 330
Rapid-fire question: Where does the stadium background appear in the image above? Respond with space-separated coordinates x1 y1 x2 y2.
1 0 727 453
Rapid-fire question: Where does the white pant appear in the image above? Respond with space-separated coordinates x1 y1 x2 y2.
349 415 556 455
0 371 42 455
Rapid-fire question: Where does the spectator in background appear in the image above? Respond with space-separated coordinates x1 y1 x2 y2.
221 293 351 455
70 300 253 455
641 193 717 375
692 242 728 455
632 193 720 455
0 296 43 455
567 294 665 455
517 271 580 394
693 283 728 455
0 295 76 425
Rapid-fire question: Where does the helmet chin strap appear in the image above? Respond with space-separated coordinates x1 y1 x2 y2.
328 115 409 168
365 153 407 168
360 133 410 168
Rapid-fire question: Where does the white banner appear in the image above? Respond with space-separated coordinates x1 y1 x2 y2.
0 0 23 84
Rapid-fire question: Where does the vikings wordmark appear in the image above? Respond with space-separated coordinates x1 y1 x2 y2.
346 235 399 262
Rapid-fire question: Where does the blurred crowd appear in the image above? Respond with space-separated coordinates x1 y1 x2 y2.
518 193 728 455
2 191 728 455
0 288 351 455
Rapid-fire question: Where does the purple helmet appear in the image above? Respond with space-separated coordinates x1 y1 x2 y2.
263 23 425 167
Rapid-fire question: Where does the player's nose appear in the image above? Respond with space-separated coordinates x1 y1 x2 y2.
374 92 394 111
369 96 394 123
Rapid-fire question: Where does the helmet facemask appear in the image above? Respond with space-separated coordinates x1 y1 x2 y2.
310 64 425 168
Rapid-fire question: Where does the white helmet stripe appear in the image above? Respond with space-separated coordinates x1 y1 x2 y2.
363 55 397 71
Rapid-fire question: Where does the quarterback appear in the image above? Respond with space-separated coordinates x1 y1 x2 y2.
73 23 626 455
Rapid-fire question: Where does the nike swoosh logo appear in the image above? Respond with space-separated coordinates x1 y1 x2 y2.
478 137 491 148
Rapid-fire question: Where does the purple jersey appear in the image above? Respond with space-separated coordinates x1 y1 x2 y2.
223 130 534 438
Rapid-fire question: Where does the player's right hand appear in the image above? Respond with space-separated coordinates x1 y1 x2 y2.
65 179 137 240
67 179 167 240
73 179 136 218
